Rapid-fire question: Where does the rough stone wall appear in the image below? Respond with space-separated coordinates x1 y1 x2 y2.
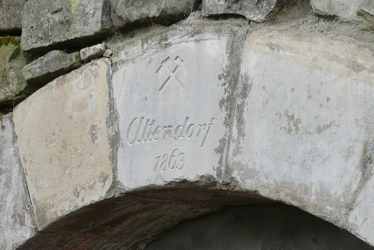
0 0 374 249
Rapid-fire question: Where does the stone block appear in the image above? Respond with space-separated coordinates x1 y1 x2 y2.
80 43 106 62
0 37 27 106
358 0 374 24
0 115 35 250
0 0 26 33
111 22 246 190
202 0 279 22
14 59 114 229
22 50 81 84
21 0 112 53
111 0 196 28
231 24 374 245
311 0 365 20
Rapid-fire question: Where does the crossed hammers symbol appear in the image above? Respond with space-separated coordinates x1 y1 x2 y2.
155 56 185 92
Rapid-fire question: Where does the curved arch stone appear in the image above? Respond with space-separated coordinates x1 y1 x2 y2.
231 22 374 245
111 19 248 190
13 59 114 230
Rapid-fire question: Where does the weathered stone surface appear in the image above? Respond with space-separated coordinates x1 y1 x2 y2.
22 50 81 84
202 0 279 22
0 0 26 33
14 59 114 229
21 0 112 53
111 21 246 190
231 23 374 245
0 114 35 250
80 43 106 62
111 0 196 28
0 37 27 106
311 0 365 20
349 174 374 244
358 0 374 24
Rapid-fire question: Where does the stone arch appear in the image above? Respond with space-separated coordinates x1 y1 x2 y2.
4 13 374 249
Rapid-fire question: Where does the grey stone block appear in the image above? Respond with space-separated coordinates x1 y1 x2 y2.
232 22 374 246
22 50 81 85
202 0 279 22
0 115 35 250
21 0 112 53
110 20 247 190
111 0 196 28
14 60 114 229
0 0 26 34
311 0 365 20
358 0 374 24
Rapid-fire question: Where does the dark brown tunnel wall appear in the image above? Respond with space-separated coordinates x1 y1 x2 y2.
18 186 374 250
147 205 374 250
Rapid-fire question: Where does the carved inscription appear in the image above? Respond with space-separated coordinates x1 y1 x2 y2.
154 148 185 171
155 56 185 92
126 116 216 147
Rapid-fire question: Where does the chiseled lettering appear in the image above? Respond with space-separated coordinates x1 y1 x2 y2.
201 117 216 147
163 125 174 139
126 116 216 147
152 125 161 142
127 117 142 145
186 123 195 138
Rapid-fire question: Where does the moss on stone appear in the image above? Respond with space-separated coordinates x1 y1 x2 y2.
0 37 27 106
69 0 80 13
0 37 20 47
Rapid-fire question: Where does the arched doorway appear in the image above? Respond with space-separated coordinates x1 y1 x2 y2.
18 186 374 250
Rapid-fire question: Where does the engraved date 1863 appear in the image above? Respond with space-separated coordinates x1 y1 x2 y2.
154 148 185 171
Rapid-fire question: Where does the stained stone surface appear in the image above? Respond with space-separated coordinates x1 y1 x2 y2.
111 22 246 190
13 59 114 229
0 0 26 33
0 115 35 250
111 0 196 28
0 37 27 106
21 0 112 53
22 50 81 84
311 0 366 20
202 0 279 22
230 23 374 245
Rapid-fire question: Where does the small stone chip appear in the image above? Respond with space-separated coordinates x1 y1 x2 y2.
80 43 107 62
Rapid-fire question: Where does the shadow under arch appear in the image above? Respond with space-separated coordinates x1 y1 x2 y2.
18 182 374 250
147 205 374 250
